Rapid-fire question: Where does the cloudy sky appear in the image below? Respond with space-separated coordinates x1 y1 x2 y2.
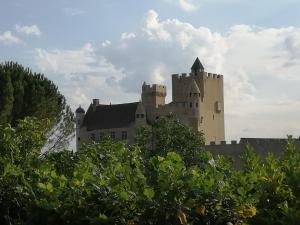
1 0 300 141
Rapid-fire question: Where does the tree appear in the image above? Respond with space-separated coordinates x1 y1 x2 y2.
135 114 206 167
0 69 14 123
0 62 74 150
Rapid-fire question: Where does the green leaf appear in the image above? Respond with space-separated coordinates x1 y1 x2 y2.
120 191 129 200
144 188 155 199
50 170 57 178
237 187 245 195
37 182 46 189
46 183 54 193
98 213 108 220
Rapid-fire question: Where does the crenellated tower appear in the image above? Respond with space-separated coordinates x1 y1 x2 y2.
171 57 225 144
141 83 167 121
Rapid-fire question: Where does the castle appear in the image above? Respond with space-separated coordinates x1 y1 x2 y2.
75 58 225 148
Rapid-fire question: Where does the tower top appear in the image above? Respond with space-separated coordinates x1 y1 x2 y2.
75 106 85 114
191 57 204 72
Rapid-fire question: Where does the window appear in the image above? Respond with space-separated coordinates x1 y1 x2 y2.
213 114 215 120
141 114 144 118
99 132 104 140
196 103 198 108
189 102 193 108
110 131 115 139
122 131 127 140
189 93 192 97
215 101 222 113
90 133 95 141
77 137 80 141
136 114 140 118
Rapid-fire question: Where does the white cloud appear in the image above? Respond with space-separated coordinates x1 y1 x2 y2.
178 0 199 12
121 32 136 40
164 0 200 12
101 40 111 47
34 43 134 109
35 10 300 141
0 31 21 45
15 24 41 36
62 7 85 16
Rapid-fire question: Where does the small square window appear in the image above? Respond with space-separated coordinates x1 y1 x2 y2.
99 132 104 139
110 131 115 139
141 114 144 118
136 114 140 118
189 102 193 108
122 131 127 140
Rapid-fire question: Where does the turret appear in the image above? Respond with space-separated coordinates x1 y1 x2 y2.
188 79 201 119
75 106 85 150
191 57 204 75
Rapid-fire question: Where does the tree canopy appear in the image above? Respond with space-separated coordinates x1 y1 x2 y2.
135 115 206 167
1 118 300 225
0 62 74 150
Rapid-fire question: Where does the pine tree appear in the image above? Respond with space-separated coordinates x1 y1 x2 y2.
0 67 14 124
0 62 74 150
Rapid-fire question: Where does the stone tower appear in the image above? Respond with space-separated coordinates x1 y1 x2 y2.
141 82 167 121
171 57 225 144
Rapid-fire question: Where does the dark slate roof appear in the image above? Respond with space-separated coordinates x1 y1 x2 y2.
82 102 139 131
191 57 204 71
75 106 85 113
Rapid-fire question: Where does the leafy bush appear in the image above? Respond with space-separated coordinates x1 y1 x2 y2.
0 118 299 225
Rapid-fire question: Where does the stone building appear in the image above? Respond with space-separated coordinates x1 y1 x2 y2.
205 138 300 168
76 58 225 149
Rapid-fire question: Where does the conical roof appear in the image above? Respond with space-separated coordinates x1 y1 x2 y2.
75 106 85 114
189 79 200 94
191 57 204 71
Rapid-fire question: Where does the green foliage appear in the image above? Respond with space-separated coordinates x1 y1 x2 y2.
0 118 300 225
0 62 74 150
135 115 205 167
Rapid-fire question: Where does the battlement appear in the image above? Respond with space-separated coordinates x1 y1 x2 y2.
206 73 223 79
172 72 223 80
207 140 238 146
142 82 166 92
205 137 300 147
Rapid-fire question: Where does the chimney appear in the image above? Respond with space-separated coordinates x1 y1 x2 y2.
93 99 99 106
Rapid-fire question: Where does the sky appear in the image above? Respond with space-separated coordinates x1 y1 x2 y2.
1 0 300 142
